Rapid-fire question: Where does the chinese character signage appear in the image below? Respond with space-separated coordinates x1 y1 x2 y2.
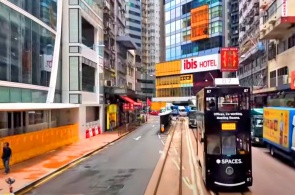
220 47 239 72
180 74 193 84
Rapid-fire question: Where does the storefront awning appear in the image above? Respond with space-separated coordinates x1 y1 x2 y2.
120 96 141 106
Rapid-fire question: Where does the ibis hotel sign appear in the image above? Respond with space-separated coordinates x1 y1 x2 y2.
180 54 220 74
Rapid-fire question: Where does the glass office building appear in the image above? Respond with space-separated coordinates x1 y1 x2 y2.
0 1 59 103
165 0 224 61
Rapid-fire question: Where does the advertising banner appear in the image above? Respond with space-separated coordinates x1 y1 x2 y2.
180 54 220 74
220 47 239 72
263 108 290 148
107 104 117 130
291 70 295 90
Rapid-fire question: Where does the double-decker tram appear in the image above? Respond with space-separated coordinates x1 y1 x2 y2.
195 78 252 190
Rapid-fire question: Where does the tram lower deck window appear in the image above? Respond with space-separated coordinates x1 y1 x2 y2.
207 134 250 155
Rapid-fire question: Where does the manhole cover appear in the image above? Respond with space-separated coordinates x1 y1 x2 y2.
109 184 124 190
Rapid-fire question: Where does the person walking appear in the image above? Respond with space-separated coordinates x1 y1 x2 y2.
2 142 12 174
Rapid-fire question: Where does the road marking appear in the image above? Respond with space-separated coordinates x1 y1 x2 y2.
152 125 155 127
172 158 180 170
133 136 142 141
161 140 165 145
159 150 163 154
158 133 161 139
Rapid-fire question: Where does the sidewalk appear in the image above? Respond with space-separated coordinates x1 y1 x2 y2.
0 125 138 194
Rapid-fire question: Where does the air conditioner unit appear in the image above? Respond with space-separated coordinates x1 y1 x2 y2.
105 80 113 87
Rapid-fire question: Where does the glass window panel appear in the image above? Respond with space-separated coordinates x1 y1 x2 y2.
166 36 171 46
176 0 181 5
171 34 176 45
10 11 21 83
0 4 9 81
175 33 181 44
21 88 32 103
171 47 176 58
165 2 171 11
70 94 80 104
10 87 21 103
170 21 176 33
171 9 176 19
170 0 176 7
176 46 181 58
22 17 33 84
175 19 181 31
165 24 171 34
69 56 80 90
175 7 181 17
165 11 171 21
0 87 10 103
69 9 79 43
31 21 41 86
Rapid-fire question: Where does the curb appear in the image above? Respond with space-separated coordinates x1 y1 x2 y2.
14 126 141 195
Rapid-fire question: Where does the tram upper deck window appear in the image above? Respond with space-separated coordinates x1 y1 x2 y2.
217 93 249 111
206 97 216 111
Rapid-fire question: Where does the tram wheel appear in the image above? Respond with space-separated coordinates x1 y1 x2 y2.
270 147 275 156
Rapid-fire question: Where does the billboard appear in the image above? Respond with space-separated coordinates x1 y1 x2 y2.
263 108 290 148
180 54 220 74
220 47 239 72
190 5 209 41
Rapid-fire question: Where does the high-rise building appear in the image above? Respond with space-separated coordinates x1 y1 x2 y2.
254 0 295 107
228 0 239 48
154 0 228 102
237 0 267 99
125 0 142 48
140 0 165 100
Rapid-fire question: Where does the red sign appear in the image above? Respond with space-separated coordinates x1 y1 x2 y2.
180 54 220 74
123 103 129 111
130 104 134 111
220 47 239 72
291 71 295 90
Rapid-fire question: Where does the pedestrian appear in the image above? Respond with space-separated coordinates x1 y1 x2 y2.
2 142 12 174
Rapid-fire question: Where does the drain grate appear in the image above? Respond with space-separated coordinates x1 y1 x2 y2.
109 184 124 190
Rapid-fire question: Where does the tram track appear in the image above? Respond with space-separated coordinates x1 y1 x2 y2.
153 119 185 195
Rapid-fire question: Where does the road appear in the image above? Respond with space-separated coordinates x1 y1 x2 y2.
251 146 295 195
27 117 163 195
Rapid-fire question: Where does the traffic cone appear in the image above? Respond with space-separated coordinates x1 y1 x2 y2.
89 128 93 137
92 127 96 136
95 126 99 135
86 129 90 138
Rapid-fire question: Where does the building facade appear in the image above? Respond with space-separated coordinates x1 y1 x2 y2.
126 0 142 48
154 0 227 102
237 0 267 97
0 0 59 103
254 0 295 106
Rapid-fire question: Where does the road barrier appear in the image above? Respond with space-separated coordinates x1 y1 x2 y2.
0 124 79 169
86 125 101 139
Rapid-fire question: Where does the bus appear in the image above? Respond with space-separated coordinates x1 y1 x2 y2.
195 78 252 190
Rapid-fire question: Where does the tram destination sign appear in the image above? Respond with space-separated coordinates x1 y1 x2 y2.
213 112 242 120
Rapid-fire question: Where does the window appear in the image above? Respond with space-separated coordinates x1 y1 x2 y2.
236 133 250 154
207 135 221 155
170 8 176 18
166 36 171 46
171 34 176 45
28 110 44 125
127 26 141 32
82 64 95 92
165 24 171 34
175 7 181 18
170 21 176 33
127 18 141 24
222 135 236 155
175 19 181 31
128 10 140 17
206 97 216 111
217 93 249 111
165 11 171 21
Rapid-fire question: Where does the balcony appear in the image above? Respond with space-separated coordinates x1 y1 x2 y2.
260 0 295 40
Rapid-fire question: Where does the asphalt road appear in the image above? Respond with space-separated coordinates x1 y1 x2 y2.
251 146 295 195
27 117 162 195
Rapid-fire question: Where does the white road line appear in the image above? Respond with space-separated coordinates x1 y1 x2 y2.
161 140 165 145
172 158 180 170
158 133 161 139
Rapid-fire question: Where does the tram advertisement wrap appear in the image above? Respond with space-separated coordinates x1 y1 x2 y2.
213 112 243 120
263 108 289 148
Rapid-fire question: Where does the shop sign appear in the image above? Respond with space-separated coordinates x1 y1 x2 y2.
220 47 239 72
123 103 129 111
180 54 220 74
